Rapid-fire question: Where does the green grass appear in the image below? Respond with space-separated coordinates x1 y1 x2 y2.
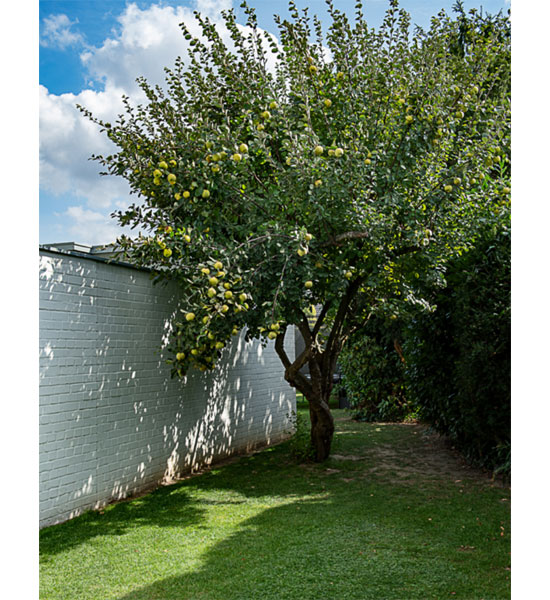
40 409 510 600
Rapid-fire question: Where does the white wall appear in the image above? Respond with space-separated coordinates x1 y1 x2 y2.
39 250 295 528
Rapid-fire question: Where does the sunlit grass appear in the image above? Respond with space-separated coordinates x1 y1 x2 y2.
40 409 510 600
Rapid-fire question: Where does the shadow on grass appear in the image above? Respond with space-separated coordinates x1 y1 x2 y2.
114 496 340 600
111 471 510 600
41 419 511 600
39 443 307 559
39 483 207 558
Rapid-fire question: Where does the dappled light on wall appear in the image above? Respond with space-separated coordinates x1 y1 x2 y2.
39 248 296 527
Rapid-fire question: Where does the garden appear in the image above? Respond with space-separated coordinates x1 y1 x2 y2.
39 0 511 597
40 407 510 600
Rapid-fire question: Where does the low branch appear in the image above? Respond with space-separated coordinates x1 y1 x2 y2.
312 302 331 339
322 277 362 374
274 329 314 397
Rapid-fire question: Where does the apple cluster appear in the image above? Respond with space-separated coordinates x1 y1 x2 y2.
166 259 253 376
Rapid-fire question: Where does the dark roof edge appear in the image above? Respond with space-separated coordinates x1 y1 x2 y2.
39 245 152 273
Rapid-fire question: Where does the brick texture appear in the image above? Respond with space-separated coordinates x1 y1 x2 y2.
39 250 296 528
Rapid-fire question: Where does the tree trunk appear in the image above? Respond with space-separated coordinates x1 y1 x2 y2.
308 394 335 462
274 318 351 462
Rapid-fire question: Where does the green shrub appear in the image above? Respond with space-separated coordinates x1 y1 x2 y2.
287 411 315 462
339 317 418 422
404 228 511 475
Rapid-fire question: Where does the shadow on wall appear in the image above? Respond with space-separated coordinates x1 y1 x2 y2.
39 251 294 527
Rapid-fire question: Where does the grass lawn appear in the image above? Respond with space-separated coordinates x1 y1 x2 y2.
40 409 510 600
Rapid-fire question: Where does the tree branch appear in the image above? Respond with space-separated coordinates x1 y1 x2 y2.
312 302 331 339
274 328 314 396
322 277 362 374
320 231 369 247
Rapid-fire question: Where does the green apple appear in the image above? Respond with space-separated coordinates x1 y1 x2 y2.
185 312 195 321
314 145 324 156
304 281 313 289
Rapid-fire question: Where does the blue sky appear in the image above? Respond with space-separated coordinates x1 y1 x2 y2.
39 0 510 245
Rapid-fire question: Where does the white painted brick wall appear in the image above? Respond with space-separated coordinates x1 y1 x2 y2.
39 250 296 528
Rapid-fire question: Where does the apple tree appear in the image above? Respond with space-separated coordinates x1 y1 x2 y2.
80 0 510 461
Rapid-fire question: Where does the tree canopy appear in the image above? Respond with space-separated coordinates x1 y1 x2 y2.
81 0 511 460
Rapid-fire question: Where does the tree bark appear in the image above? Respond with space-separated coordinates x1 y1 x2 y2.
307 391 335 462
273 286 361 461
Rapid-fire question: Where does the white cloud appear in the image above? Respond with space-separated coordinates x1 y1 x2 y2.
40 1 284 245
61 206 130 246
196 0 233 17
40 14 84 49
39 84 131 208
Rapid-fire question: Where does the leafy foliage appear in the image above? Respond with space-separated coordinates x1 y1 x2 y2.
338 317 416 422
287 410 315 461
80 0 510 458
404 227 511 474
